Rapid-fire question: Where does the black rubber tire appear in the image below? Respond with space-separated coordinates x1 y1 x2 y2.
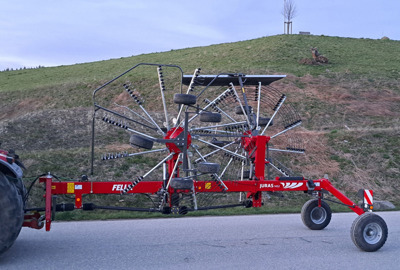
129 135 153 150
350 212 388 252
197 162 220 174
210 138 225 147
173 94 197 105
235 106 252 115
199 112 222 123
170 178 194 190
301 199 332 230
258 117 273 126
0 171 25 256
179 206 189 215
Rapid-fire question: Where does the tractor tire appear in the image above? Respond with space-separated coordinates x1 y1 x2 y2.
350 212 388 252
0 171 25 256
301 199 332 230
129 135 154 150
173 94 197 105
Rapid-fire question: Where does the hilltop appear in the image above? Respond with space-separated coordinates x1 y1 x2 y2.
0 34 399 213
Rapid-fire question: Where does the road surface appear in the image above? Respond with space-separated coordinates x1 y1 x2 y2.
1 211 399 269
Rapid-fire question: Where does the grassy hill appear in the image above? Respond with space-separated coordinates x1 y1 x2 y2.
1 34 399 216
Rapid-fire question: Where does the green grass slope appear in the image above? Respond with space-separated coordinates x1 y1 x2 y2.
1 34 399 215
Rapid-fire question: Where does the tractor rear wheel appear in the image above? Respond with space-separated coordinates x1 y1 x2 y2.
0 171 25 256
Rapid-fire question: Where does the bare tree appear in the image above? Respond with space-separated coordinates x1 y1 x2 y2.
282 0 297 34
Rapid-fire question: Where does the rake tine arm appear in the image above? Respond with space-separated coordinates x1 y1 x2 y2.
121 152 175 194
260 94 286 135
174 68 202 127
229 83 252 129
124 83 166 135
188 88 233 123
256 82 261 128
113 103 155 127
270 120 302 139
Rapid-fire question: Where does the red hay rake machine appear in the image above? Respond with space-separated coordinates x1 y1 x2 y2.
1 63 388 255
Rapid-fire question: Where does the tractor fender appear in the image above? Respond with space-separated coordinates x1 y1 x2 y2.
0 154 23 179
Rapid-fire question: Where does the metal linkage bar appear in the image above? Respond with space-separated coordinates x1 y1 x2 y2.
319 179 365 215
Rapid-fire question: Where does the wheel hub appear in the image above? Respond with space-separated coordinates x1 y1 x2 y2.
164 127 191 154
363 223 383 244
310 207 327 224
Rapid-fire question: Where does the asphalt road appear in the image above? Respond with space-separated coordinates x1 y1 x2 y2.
1 211 399 269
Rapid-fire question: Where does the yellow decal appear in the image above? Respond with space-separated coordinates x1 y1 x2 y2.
67 182 75 193
205 182 211 190
52 185 56 190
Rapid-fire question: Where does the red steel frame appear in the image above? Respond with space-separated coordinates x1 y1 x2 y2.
25 135 366 231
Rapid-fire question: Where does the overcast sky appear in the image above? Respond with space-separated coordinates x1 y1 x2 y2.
1 0 399 70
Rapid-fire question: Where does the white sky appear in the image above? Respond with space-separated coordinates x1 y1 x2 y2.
1 0 399 70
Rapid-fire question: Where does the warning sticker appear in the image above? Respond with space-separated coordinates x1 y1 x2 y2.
75 185 83 190
205 182 211 190
67 182 75 193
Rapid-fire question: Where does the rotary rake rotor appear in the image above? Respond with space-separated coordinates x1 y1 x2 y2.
90 63 304 212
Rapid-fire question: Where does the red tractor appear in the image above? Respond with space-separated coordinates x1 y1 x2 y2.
1 63 388 255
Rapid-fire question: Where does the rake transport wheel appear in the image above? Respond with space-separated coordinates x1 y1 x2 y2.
350 213 388 252
301 199 332 230
93 64 304 211
0 171 25 256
